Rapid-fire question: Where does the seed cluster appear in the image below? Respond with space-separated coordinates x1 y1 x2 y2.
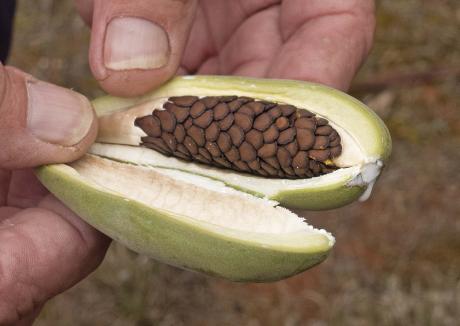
134 96 342 179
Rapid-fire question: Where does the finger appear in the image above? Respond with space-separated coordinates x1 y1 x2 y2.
0 195 110 325
88 0 198 97
0 64 98 169
268 0 376 90
7 170 49 208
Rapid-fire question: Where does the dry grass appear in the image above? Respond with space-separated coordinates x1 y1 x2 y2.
7 0 460 325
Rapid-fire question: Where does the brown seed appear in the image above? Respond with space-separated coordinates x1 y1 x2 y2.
195 154 211 164
205 142 221 157
164 102 190 123
260 161 278 176
184 117 193 129
217 132 232 152
193 110 213 128
173 125 186 143
277 170 286 178
154 110 176 132
161 132 177 152
267 107 282 119
224 146 240 162
228 125 244 146
177 143 190 156
278 128 296 145
330 136 341 147
169 96 198 107
248 159 261 171
276 147 292 168
234 113 253 132
233 160 251 172
313 136 329 149
278 105 296 116
143 137 170 154
246 101 265 115
317 118 329 126
329 130 339 140
228 99 244 112
285 141 299 156
262 102 277 111
237 104 256 117
263 125 279 143
190 101 206 118
205 122 220 141
238 97 254 104
264 157 280 169
296 129 315 150
309 149 330 161
184 136 198 155
275 117 289 130
253 113 273 131
218 113 234 131
173 151 191 161
220 96 237 102
187 125 205 146
282 166 295 176
135 115 162 137
143 142 170 156
245 129 264 149
316 125 333 136
256 168 269 177
239 141 257 162
330 145 342 158
258 143 277 158
297 110 314 118
213 157 232 168
198 147 212 161
214 103 230 120
292 152 309 169
310 160 322 175
201 96 219 108
294 167 307 177
295 117 316 130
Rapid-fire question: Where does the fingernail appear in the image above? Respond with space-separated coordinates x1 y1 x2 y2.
27 81 94 146
104 17 170 70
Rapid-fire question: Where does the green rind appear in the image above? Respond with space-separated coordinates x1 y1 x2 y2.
36 164 332 282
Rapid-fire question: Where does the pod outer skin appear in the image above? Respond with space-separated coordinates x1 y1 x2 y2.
36 164 332 282
93 76 391 210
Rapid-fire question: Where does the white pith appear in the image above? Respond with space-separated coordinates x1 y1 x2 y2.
70 154 334 244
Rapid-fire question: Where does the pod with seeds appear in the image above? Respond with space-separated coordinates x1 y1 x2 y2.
36 76 391 282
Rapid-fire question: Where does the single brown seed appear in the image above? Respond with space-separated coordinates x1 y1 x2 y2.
295 117 316 130
313 136 329 149
256 168 269 177
199 147 212 161
224 146 240 162
234 112 253 132
277 170 286 178
330 136 341 147
205 142 221 157
248 159 261 171
169 96 198 107
234 160 251 172
260 161 278 176
278 105 296 116
264 156 280 169
237 104 256 117
161 132 177 152
267 107 282 119
135 116 162 137
177 143 190 156
317 118 329 126
173 125 186 143
163 102 190 123
154 110 176 132
220 96 237 102
282 165 296 176
187 125 205 146
297 129 315 150
309 149 330 162
214 103 230 120
278 128 296 145
143 137 170 154
330 145 342 158
228 99 244 112
195 154 211 164
245 129 264 149
263 125 279 143
144 142 170 156
276 147 292 168
213 157 232 168
238 97 254 104
173 151 191 161
310 160 321 175
275 117 289 130
183 117 193 129
253 113 273 131
294 167 307 177
246 101 265 115
285 141 299 156
316 125 333 136
190 101 206 118
218 113 234 131
257 143 277 158
205 122 220 141
228 125 245 146
239 141 257 162
292 152 309 169
184 136 198 155
262 102 277 111
201 96 219 108
217 132 232 152
296 110 314 118
329 130 339 140
193 110 214 128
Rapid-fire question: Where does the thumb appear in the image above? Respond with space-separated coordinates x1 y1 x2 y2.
0 64 97 169
88 0 197 97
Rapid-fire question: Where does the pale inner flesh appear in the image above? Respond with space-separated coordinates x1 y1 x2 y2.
71 155 333 241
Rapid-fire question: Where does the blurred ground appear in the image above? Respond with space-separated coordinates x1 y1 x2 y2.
8 0 460 325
